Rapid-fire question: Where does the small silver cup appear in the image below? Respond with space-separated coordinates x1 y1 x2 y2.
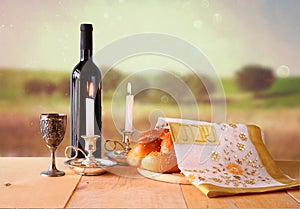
40 113 67 177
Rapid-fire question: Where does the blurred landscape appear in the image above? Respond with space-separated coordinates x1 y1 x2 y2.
0 68 299 160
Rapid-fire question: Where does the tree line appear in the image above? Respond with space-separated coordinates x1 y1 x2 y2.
24 64 275 101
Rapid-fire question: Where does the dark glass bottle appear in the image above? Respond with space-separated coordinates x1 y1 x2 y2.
70 24 102 158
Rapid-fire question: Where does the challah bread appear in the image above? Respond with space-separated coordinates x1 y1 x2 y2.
127 129 179 173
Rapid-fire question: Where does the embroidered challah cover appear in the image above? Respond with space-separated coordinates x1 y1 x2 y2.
155 117 299 197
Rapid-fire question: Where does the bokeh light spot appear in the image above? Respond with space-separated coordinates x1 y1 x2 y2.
103 12 109 19
193 20 203 29
201 0 210 8
277 65 290 77
214 13 222 23
160 95 169 103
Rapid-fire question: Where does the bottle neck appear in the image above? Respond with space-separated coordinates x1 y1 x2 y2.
80 49 93 61
80 29 93 61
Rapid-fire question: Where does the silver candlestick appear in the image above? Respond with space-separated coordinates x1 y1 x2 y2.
65 135 100 167
121 130 132 153
64 134 118 176
104 130 133 165
81 135 100 166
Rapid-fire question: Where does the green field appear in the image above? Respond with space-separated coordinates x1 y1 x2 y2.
0 69 69 112
221 76 300 109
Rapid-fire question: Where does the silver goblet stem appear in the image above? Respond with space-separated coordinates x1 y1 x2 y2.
48 147 59 174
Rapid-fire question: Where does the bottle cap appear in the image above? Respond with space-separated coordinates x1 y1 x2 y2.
80 24 93 32
80 24 93 50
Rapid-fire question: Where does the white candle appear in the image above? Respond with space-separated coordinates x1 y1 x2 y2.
125 82 134 131
86 82 94 136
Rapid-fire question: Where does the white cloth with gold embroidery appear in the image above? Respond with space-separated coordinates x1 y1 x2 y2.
155 117 299 197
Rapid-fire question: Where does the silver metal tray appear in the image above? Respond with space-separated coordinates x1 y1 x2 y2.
64 158 117 176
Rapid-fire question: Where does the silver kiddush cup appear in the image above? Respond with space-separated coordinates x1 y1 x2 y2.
40 113 67 177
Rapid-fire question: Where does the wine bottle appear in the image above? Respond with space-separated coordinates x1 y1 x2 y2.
70 23 102 158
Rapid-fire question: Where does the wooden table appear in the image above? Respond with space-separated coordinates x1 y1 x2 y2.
1 158 299 208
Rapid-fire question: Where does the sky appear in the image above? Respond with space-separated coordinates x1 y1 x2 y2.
0 0 299 77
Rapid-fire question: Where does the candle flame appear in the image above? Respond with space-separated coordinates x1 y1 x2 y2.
88 82 94 98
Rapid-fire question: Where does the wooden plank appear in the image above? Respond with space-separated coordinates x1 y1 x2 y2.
181 184 300 208
287 189 300 204
229 191 300 208
0 157 81 208
66 166 187 208
181 184 237 208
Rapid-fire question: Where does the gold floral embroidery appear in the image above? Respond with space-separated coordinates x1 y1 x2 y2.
237 142 246 151
226 162 243 175
211 177 223 183
236 159 242 165
221 124 227 130
210 151 220 161
239 132 247 141
198 176 206 181
229 123 237 128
